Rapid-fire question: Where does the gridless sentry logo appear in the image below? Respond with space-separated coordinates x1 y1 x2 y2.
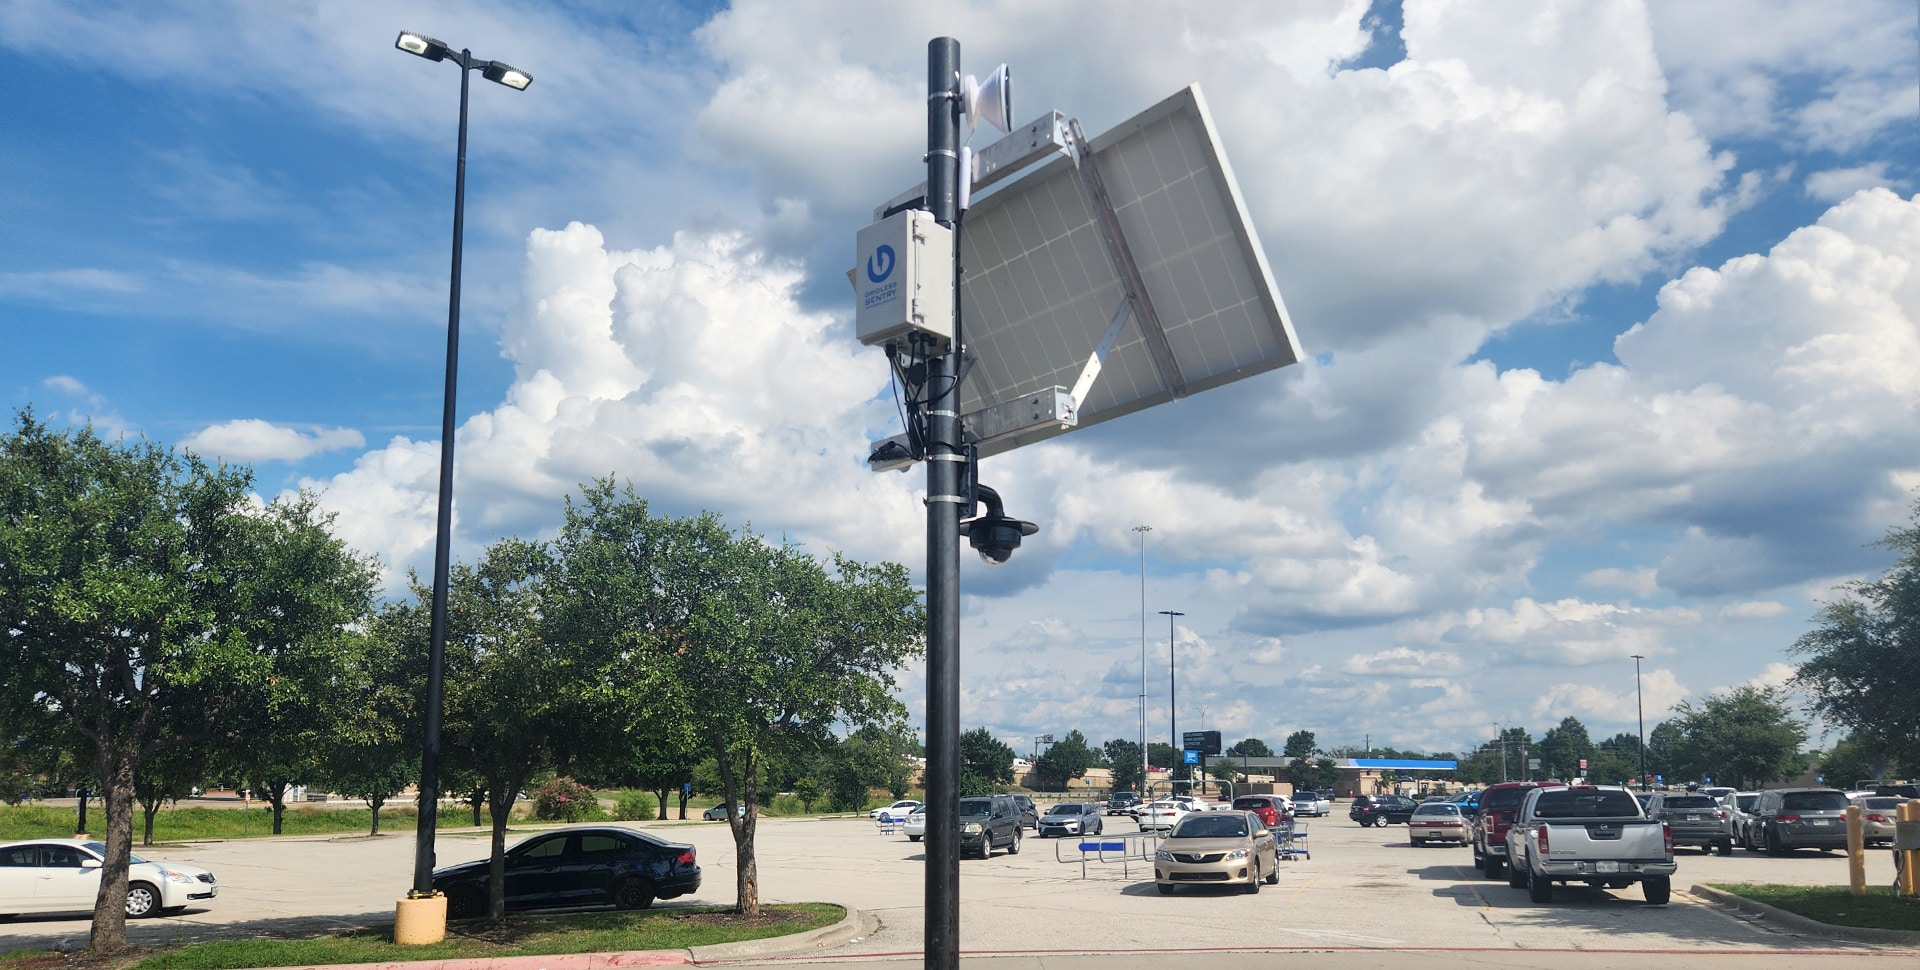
863 243 900 311
867 244 896 283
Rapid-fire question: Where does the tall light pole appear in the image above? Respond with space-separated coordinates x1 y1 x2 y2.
393 29 530 929
1132 525 1150 793
1159 610 1184 790
1630 654 1647 791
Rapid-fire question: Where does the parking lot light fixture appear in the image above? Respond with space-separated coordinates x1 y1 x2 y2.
1159 610 1184 787
393 28 531 929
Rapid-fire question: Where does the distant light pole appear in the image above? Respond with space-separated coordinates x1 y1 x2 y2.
393 29 531 906
1133 525 1150 794
1630 654 1647 791
1159 610 1184 788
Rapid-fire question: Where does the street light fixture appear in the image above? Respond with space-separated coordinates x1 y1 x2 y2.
1159 610 1184 789
1132 525 1150 793
393 28 530 937
1630 654 1647 791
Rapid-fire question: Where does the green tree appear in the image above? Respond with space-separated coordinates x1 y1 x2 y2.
1101 739 1144 793
1208 756 1241 788
1030 730 1097 791
554 484 923 915
1147 742 1177 770
1282 731 1317 759
0 415 377 953
1536 716 1595 781
1287 757 1340 791
1668 685 1807 789
960 728 1016 795
1226 737 1274 758
1645 720 1683 782
1793 500 1920 776
312 629 420 836
132 741 206 846
1815 734 1886 790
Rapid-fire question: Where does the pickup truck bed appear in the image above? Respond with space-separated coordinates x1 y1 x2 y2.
1505 786 1676 905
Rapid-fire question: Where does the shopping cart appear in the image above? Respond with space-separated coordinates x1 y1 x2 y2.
1278 819 1310 861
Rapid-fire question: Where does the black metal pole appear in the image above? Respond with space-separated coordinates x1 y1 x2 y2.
1160 610 1182 788
1632 654 1647 791
412 49 471 899
923 35 961 970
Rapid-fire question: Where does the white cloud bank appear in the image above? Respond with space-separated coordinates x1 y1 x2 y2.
184 419 365 464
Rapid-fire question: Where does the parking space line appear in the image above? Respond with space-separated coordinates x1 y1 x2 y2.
1284 868 1322 904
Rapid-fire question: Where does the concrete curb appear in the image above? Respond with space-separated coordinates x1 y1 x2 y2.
688 905 878 962
1689 884 1920 947
262 907 875 970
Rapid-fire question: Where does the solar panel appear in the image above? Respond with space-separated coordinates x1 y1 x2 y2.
951 84 1302 457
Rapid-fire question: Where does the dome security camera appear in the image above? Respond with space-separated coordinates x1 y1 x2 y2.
958 483 1037 565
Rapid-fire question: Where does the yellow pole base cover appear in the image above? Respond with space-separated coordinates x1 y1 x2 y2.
394 893 448 945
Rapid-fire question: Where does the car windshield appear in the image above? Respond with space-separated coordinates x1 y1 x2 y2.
1231 798 1268 810
1531 789 1640 819
1781 791 1849 811
80 841 145 864
1661 796 1717 810
1052 804 1083 814
959 798 993 818
1172 814 1250 839
1414 803 1459 816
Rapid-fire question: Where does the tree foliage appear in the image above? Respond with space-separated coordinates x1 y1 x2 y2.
1030 730 1097 791
1281 731 1316 759
554 482 923 914
960 728 1016 795
0 414 377 952
1667 685 1807 789
1101 738 1144 792
1536 716 1595 780
1792 500 1920 776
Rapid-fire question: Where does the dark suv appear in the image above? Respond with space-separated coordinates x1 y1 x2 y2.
958 795 1022 858
1470 781 1564 879
1748 787 1850 854
1106 791 1141 815
1646 791 1731 855
1348 794 1417 827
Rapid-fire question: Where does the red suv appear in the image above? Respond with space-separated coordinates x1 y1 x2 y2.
1470 781 1564 879
1230 794 1291 828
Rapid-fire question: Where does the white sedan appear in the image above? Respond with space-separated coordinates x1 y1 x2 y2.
0 839 217 918
1136 799 1199 832
871 799 922 821
904 806 928 842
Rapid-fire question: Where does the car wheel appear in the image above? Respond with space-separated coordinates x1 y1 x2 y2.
1526 867 1554 904
909 834 922 842
1643 875 1671 905
1007 830 1021 855
125 882 160 919
1094 819 1103 835
1716 839 1732 856
1157 882 1174 895
1244 861 1261 894
1410 837 1421 846
1505 859 1526 888
1744 826 1761 852
1766 826 1787 856
1266 855 1281 883
447 888 485 920
614 878 656 910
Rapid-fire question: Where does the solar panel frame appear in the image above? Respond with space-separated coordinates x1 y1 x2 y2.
951 84 1302 457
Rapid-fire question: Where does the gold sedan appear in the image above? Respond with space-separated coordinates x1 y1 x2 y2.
1854 796 1904 846
1408 800 1469 845
1154 810 1280 894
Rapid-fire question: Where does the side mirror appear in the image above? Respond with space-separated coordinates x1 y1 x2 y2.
81 858 102 869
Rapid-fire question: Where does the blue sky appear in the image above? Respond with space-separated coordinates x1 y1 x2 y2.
5 0 1918 764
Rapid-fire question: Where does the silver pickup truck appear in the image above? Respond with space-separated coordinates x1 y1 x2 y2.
1503 785 1676 904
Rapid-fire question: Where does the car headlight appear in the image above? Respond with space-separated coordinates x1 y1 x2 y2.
1224 849 1248 860
161 869 196 884
1155 849 1172 861
963 822 983 834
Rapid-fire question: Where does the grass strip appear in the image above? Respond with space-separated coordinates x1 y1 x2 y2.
0 904 842 970
1708 882 1920 932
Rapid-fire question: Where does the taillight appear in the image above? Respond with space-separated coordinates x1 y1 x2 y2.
1662 822 1673 855
677 849 696 865
1776 814 1801 823
1867 813 1889 823
1714 809 1727 819
1536 825 1550 854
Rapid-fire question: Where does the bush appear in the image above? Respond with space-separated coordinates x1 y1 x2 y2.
770 794 803 816
531 777 603 822
612 789 657 821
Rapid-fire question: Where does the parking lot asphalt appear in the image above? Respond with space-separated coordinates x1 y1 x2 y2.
3 812 1913 962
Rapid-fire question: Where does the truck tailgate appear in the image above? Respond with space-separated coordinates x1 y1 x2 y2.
1542 818 1666 861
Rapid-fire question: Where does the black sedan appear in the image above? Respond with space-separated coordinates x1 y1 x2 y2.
433 826 700 918
1349 794 1418 826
